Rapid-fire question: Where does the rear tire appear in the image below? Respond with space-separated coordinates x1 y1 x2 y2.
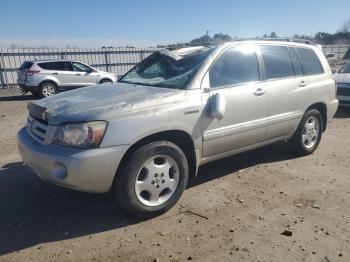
114 141 189 218
39 82 57 98
289 109 323 155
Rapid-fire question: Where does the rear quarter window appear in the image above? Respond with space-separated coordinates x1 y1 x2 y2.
296 48 324 75
260 45 294 79
19 62 33 71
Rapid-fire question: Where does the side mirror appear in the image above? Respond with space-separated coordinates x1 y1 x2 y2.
332 69 337 74
210 93 226 120
85 68 92 73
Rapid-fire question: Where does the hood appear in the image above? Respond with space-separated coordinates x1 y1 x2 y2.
34 82 185 125
333 73 350 83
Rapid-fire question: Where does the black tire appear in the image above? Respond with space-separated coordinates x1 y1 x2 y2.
39 82 58 98
114 141 189 218
99 79 113 84
289 109 323 155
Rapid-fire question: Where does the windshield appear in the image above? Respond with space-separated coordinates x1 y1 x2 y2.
339 63 350 74
119 47 214 89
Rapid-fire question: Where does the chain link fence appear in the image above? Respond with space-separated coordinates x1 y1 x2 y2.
0 47 161 88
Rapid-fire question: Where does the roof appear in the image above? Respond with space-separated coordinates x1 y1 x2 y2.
170 38 319 51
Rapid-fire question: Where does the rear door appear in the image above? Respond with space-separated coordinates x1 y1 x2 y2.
260 45 322 140
52 61 77 88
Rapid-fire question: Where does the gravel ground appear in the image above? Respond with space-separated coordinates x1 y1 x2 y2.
0 88 349 262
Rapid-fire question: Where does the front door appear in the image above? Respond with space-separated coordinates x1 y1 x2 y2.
201 45 268 158
71 62 98 87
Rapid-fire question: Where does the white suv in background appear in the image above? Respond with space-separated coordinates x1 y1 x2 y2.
17 60 118 98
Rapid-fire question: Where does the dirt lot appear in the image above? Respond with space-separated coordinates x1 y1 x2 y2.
0 88 349 262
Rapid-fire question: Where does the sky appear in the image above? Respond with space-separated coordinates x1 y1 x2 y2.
0 0 349 48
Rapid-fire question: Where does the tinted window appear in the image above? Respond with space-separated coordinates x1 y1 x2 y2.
289 48 303 76
53 62 73 71
19 61 33 71
296 48 323 75
339 63 350 73
38 62 54 70
260 45 294 79
209 46 260 88
72 62 91 72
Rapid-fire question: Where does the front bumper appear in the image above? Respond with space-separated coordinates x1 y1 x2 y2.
17 127 128 193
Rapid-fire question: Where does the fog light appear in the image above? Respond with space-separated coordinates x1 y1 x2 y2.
51 163 67 180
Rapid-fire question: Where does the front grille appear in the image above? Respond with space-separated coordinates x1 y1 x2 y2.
337 87 350 97
27 114 48 142
27 102 49 124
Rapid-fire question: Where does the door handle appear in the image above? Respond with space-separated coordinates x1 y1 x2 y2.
299 81 307 87
254 88 266 96
75 73 82 76
52 72 58 75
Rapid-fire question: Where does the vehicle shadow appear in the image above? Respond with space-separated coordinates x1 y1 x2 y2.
189 142 296 188
0 162 138 255
0 142 297 255
334 106 350 118
0 94 37 102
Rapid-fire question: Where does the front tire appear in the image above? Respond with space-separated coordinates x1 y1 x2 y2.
114 141 189 218
289 109 323 155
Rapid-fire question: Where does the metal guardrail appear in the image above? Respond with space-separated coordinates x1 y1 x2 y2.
0 47 161 88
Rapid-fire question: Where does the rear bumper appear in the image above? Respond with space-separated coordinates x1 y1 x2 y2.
17 127 128 193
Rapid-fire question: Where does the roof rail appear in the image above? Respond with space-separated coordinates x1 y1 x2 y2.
164 37 318 50
256 37 317 45
166 41 221 50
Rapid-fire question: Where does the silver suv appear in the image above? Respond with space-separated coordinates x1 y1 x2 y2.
17 60 118 98
17 41 338 218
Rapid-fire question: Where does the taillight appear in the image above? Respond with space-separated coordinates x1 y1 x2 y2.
26 70 40 76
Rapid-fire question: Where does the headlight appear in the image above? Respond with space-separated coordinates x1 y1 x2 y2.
53 121 107 148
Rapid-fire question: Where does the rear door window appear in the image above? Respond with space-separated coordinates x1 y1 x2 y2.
289 48 303 76
339 63 350 73
296 48 324 75
53 61 73 71
260 45 294 79
209 45 260 88
38 62 54 70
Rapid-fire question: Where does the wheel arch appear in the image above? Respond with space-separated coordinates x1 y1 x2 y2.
99 78 113 84
306 102 327 131
114 130 197 183
39 79 58 88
